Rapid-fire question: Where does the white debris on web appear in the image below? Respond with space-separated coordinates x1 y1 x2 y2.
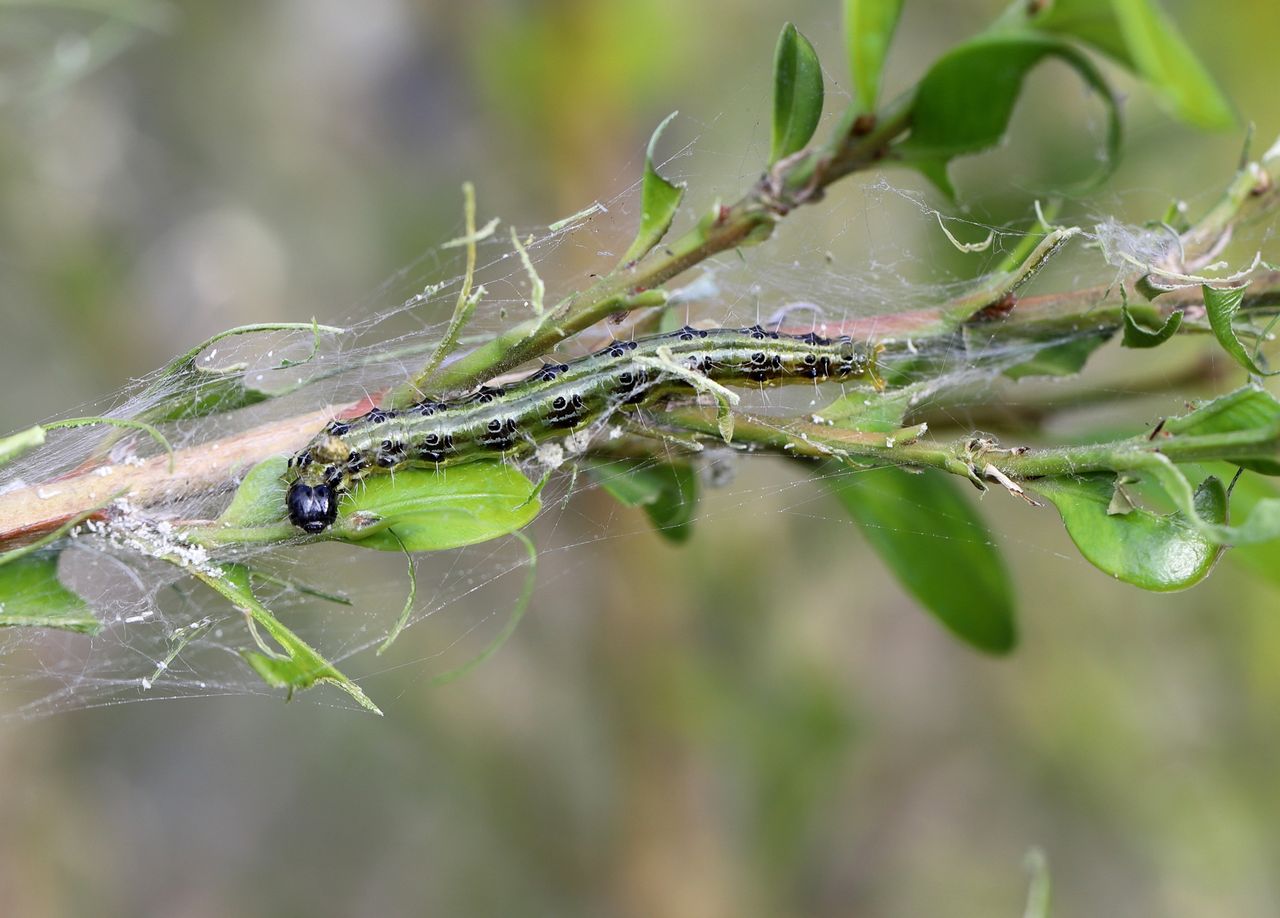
76 498 219 578
1093 218 1181 273
536 442 565 469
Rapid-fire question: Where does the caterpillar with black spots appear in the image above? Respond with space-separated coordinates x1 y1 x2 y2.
285 325 878 532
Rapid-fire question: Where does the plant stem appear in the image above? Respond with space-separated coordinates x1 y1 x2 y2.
412 96 915 398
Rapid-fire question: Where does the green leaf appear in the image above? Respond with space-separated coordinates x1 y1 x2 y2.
770 23 825 164
1002 0 1233 130
1000 0 1131 61
844 0 903 114
587 458 698 543
337 462 540 552
1161 384 1280 475
1035 472 1226 591
1109 0 1235 130
219 457 290 528
818 463 1017 654
900 33 1121 194
0 552 99 634
194 563 380 713
820 383 920 432
1223 472 1280 588
0 425 45 466
1002 330 1111 379
1203 284 1277 377
1121 301 1182 348
620 111 685 265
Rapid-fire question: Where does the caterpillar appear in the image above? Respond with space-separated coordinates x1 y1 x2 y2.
285 325 877 532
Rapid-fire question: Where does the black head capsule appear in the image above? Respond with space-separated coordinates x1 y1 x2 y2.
287 481 339 534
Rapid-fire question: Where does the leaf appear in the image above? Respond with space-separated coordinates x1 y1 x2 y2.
844 0 903 114
587 458 698 543
1109 0 1235 130
1121 301 1182 348
0 553 99 634
1161 384 1280 475
219 457 290 528
1223 472 1280 588
818 463 1017 654
337 462 541 552
1003 0 1233 130
770 23 825 164
1002 330 1111 379
620 111 685 265
820 384 919 432
1203 284 1278 377
1035 472 1226 591
1000 0 1131 61
0 425 45 466
900 33 1121 195
195 563 381 714
139 322 341 423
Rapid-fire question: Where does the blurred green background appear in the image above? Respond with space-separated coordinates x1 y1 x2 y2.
3 1 1280 916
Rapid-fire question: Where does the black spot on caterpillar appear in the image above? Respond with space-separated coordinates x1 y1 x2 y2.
284 326 877 532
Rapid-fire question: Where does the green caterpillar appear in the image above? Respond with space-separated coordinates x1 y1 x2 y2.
285 325 877 532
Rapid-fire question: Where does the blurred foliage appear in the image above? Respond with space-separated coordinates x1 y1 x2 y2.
2 2 1280 917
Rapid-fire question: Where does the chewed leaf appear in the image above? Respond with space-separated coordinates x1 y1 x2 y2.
843 0 903 114
587 458 698 543
900 33 1121 195
1122 302 1182 348
1203 284 1278 377
1036 473 1226 591
818 462 1017 654
620 111 685 266
770 23 825 164
336 462 540 552
140 322 342 423
196 564 380 714
0 552 99 634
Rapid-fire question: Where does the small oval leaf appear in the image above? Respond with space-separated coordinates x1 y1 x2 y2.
620 111 685 265
1036 473 1226 591
818 462 1017 654
844 0 903 114
335 462 540 552
770 23 825 164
